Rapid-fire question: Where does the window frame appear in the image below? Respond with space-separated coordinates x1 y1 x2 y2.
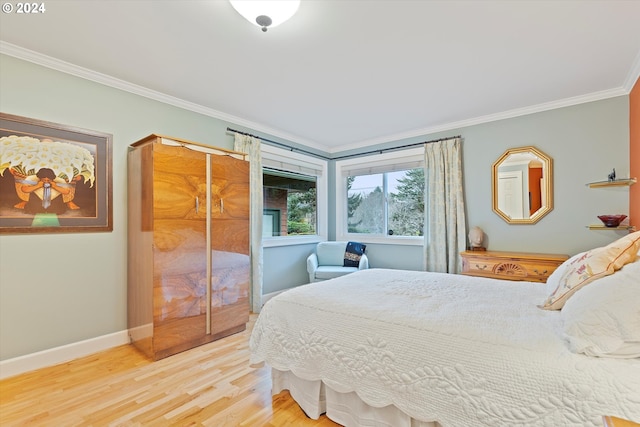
335 147 425 246
261 144 328 248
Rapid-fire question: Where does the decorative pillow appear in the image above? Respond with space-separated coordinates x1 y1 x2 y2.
344 241 366 267
544 252 583 296
540 231 640 310
562 258 640 358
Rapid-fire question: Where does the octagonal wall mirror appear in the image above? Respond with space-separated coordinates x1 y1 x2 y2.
492 146 553 224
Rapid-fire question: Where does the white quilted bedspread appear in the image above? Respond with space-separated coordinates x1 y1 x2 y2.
250 268 640 427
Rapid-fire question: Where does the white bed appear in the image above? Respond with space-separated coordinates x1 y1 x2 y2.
250 259 640 426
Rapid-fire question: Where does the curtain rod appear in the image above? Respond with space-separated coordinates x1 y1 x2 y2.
332 135 462 161
226 127 461 161
226 127 331 160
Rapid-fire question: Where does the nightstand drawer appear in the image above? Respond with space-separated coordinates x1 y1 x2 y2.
460 250 569 283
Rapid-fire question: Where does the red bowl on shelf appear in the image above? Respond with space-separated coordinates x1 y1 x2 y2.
597 214 627 227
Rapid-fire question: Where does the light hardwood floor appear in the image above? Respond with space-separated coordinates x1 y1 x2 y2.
0 316 340 426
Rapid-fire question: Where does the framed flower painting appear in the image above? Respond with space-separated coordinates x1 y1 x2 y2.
0 113 113 233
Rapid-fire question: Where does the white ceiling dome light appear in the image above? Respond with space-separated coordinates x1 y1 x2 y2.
229 0 300 32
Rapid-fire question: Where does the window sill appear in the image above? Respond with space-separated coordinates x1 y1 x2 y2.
337 235 424 246
263 235 325 248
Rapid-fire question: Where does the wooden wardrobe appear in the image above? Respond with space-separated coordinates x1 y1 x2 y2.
127 134 250 360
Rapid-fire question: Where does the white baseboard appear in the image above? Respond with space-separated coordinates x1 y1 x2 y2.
2 290 305 379
0 330 130 380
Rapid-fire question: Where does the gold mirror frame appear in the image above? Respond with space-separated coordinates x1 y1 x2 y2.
492 146 553 224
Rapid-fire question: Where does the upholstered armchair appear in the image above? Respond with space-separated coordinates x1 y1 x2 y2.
307 241 369 283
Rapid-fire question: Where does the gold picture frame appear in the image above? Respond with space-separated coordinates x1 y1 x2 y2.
0 113 113 233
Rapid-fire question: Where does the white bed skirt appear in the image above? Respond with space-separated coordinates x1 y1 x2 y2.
272 369 441 427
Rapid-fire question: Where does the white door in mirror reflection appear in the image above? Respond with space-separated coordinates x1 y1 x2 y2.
497 171 524 219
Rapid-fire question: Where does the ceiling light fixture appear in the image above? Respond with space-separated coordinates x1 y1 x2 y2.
229 0 300 32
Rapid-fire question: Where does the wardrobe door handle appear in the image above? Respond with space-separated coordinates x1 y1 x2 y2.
195 196 199 214
220 199 224 213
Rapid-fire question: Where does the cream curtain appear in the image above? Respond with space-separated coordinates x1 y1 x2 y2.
234 134 264 313
423 138 466 273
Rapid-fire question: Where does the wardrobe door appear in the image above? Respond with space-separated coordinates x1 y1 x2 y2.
152 143 209 358
209 154 250 337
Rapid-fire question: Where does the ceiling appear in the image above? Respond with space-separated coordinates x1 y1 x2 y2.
1 1 640 153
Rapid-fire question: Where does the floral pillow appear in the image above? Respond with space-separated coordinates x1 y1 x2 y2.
544 252 582 296
540 231 640 310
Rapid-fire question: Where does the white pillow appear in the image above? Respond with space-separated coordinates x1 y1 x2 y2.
561 258 640 358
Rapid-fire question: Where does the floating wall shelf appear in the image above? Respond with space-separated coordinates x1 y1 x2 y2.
586 178 636 188
585 178 635 231
587 225 636 231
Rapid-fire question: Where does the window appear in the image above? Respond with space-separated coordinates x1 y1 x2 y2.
263 169 316 236
347 169 424 237
261 144 327 246
336 147 424 244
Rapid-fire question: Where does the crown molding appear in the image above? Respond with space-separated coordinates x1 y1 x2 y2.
0 41 322 150
1 41 634 157
328 87 629 154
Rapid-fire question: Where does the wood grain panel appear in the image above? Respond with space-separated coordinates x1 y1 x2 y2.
140 142 154 231
153 219 207 252
211 300 250 336
153 174 207 219
210 154 250 221
211 219 250 254
209 152 250 339
153 148 207 221
129 137 250 360
153 314 207 358
150 146 209 358
153 273 206 320
211 181 251 220
127 145 154 359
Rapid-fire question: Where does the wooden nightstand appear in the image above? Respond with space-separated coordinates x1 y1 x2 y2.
603 416 640 427
460 250 569 283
